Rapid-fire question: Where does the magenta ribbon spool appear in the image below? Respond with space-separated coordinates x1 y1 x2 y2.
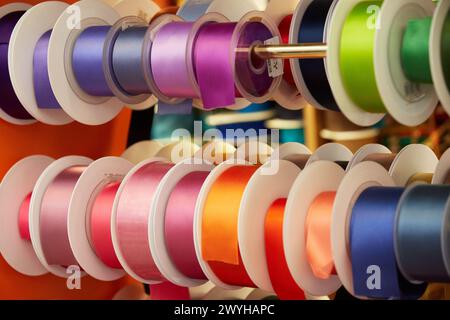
0 11 33 120
164 171 209 280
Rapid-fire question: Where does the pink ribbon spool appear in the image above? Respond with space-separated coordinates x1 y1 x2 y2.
18 193 32 241
115 161 174 281
164 171 209 280
40 166 86 267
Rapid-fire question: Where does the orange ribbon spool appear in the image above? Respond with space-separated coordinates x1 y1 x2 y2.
202 166 258 288
305 192 337 280
265 199 305 300
278 15 295 86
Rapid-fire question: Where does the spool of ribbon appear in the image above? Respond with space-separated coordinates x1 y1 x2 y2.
362 153 397 171
395 184 450 283
265 199 305 300
442 11 450 92
278 15 295 86
165 171 209 280
111 26 149 96
305 192 337 280
90 181 122 269
350 187 426 299
0 11 33 119
19 193 32 241
72 26 114 97
115 161 174 281
401 18 433 84
40 166 87 267
406 172 434 186
33 30 60 109
340 1 386 113
298 0 339 111
202 166 257 287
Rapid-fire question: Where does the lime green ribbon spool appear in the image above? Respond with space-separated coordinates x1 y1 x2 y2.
401 17 433 84
340 0 386 113
442 11 450 91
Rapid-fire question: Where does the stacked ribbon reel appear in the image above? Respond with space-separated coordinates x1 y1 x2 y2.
1 0 450 127
3 139 450 300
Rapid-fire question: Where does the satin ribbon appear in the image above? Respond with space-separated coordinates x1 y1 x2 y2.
165 171 208 280
265 199 305 300
112 27 149 96
151 22 197 98
202 166 258 287
33 30 60 109
401 18 433 84
305 192 337 280
362 153 396 171
40 166 86 267
350 187 426 299
90 182 122 269
406 173 434 186
177 0 213 22
194 22 239 109
150 281 190 300
116 161 174 281
72 26 114 97
396 185 450 283
340 1 386 113
298 0 339 111
278 15 295 86
0 11 33 119
19 193 32 241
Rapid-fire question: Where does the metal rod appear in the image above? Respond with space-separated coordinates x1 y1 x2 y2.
251 43 327 59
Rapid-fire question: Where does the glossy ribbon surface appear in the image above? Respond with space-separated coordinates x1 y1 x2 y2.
19 193 32 241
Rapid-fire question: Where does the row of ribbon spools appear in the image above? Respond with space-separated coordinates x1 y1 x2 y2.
2 0 450 127
2 139 450 300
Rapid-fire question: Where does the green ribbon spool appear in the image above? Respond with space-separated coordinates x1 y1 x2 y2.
442 11 450 92
340 0 386 113
401 17 433 84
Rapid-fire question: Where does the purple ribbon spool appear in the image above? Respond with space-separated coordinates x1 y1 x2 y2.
33 30 60 109
0 11 33 120
72 26 114 97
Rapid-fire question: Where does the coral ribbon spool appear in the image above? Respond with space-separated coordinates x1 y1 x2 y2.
90 182 122 269
165 171 209 280
265 199 305 300
19 193 32 241
115 161 174 281
0 11 33 119
202 166 257 287
278 15 295 86
33 30 60 109
40 166 87 267
305 192 337 280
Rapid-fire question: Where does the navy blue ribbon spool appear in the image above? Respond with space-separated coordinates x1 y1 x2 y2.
0 11 33 119
395 185 450 283
350 187 426 299
33 30 60 109
72 26 114 97
111 27 150 96
298 0 339 112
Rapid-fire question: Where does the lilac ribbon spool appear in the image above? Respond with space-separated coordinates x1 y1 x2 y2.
0 11 33 120
72 26 114 97
33 30 60 109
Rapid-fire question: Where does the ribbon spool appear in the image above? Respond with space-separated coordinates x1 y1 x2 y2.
374 0 438 127
112 159 175 284
234 141 274 165
150 159 214 287
432 148 450 185
155 140 200 164
332 162 394 297
327 0 385 127
239 160 305 299
270 142 311 168
290 0 339 112
350 186 427 299
29 156 92 278
265 0 307 111
67 157 133 281
0 3 34 125
430 0 450 117
284 161 343 297
347 144 392 170
395 184 450 283
0 156 54 276
195 161 259 290
8 1 73 125
47 0 125 125
193 140 237 165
